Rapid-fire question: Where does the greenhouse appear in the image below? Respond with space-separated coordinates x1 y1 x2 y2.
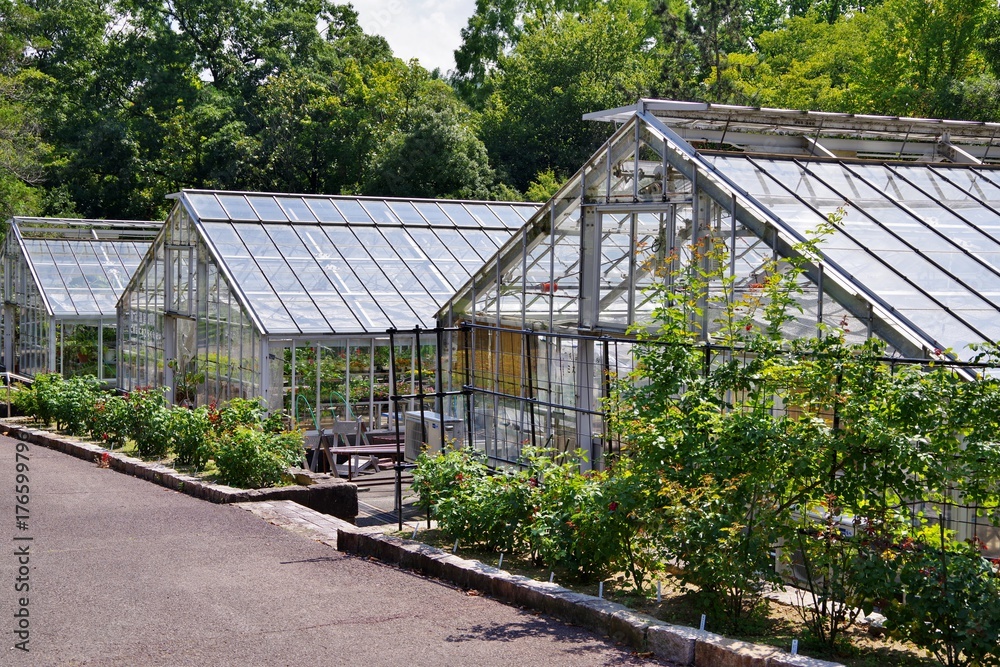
0 217 161 380
116 190 539 432
438 99 1000 472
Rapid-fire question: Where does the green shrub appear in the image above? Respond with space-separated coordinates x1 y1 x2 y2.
89 394 131 449
170 406 213 469
413 447 642 581
52 375 103 435
126 387 172 459
214 426 303 488
27 373 64 426
523 450 638 583
434 468 532 554
412 447 491 517
886 538 1000 667
11 381 39 420
212 397 268 434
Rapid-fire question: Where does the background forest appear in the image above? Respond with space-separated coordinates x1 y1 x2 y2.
2 0 1000 223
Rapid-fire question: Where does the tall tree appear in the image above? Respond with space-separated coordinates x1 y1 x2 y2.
652 0 774 100
366 81 501 200
724 0 997 117
480 0 659 190
0 0 52 219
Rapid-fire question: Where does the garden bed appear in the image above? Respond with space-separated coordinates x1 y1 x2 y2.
1 418 359 522
389 527 934 667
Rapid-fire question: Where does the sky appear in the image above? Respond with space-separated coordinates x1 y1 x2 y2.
352 0 477 74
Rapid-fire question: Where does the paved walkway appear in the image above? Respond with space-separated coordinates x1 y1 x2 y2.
0 435 659 666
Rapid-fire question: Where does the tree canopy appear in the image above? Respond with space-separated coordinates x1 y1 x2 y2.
1 0 1000 220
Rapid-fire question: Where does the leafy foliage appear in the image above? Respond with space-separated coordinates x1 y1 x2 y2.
413 447 644 583
30 374 103 435
214 426 303 489
606 217 1000 645
89 393 131 449
170 406 213 469
887 539 1000 667
17 379 302 487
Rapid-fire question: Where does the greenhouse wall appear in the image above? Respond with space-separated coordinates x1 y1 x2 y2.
2 236 51 375
119 203 264 404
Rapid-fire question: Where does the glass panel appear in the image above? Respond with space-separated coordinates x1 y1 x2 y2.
439 203 479 226
466 204 506 228
256 258 302 292
377 228 421 259
432 229 480 260
486 230 514 248
202 223 248 257
250 294 298 332
491 205 529 228
286 258 333 291
310 293 363 331
891 165 973 202
361 200 399 224
323 227 363 255
413 203 452 226
280 294 328 331
306 198 345 222
296 227 340 260
431 259 470 288
403 259 453 295
264 225 310 258
318 258 367 293
343 295 392 329
186 193 228 220
234 224 281 257
246 196 289 222
335 200 373 223
217 195 260 221
351 264 397 293
277 197 318 222
374 295 421 328
349 228 395 260
226 258 274 292
388 201 426 224
403 229 454 260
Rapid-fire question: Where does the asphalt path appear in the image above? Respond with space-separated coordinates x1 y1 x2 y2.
0 435 658 666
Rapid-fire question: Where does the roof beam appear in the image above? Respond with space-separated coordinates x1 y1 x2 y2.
802 135 837 159
937 137 982 164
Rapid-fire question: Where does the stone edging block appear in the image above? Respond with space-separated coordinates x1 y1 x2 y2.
1 420 358 522
335 527 844 667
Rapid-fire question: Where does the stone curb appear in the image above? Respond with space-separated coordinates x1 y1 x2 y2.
336 527 844 667
1 420 359 522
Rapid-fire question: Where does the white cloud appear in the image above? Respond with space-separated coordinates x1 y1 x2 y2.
351 0 477 74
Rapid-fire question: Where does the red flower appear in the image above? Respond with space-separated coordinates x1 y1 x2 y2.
608 501 619 512
528 477 539 488
745 324 752 332
455 473 464 482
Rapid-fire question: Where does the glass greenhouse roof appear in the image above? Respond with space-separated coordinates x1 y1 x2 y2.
442 104 1000 361
10 218 161 319
176 191 540 335
709 155 1000 356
